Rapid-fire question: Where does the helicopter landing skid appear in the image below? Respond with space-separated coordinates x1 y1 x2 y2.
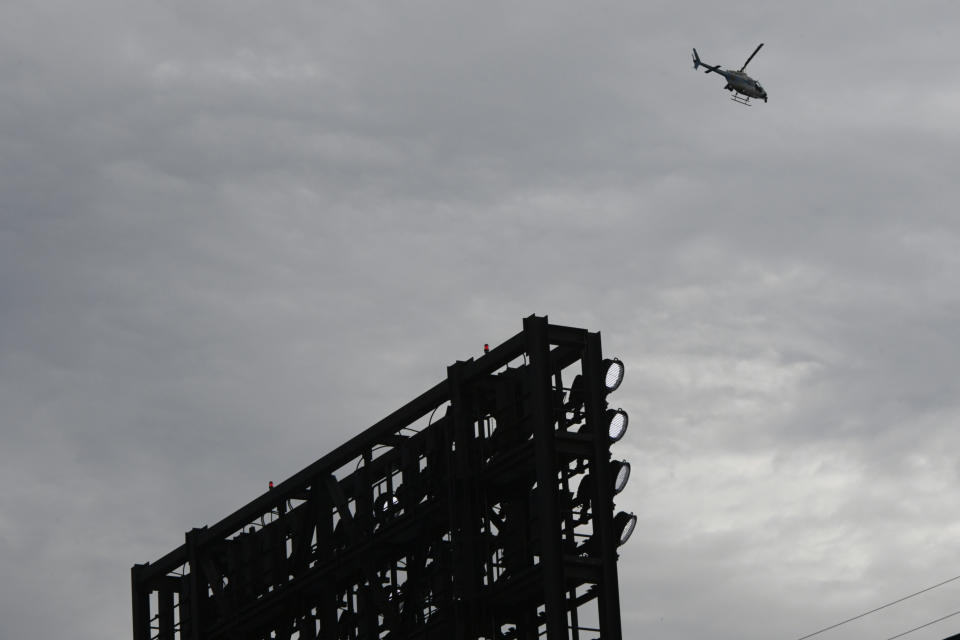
731 95 752 106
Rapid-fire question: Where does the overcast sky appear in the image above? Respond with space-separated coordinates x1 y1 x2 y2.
3 1 960 638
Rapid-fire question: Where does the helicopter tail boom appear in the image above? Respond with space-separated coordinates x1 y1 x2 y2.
692 48 722 74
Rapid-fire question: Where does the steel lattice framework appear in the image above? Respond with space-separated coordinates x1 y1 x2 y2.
132 315 634 640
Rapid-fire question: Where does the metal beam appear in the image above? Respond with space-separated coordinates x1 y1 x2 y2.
526 316 567 640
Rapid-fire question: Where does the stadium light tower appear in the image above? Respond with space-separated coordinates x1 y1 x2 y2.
132 315 634 640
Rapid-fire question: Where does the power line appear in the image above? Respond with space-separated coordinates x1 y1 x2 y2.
792 574 960 640
884 608 960 640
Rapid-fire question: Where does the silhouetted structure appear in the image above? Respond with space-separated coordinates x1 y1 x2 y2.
132 315 635 639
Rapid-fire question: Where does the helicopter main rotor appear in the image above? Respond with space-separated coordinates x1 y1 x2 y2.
738 43 764 72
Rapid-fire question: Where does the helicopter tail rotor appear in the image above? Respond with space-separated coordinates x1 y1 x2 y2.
692 48 721 74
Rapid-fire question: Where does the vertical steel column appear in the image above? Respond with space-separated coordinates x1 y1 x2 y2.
315 481 338 640
158 582 176 640
131 564 151 640
524 316 567 640
583 331 623 640
448 360 481 639
185 527 206 640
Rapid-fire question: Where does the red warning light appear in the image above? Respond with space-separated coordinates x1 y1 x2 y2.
268 481 274 490
483 343 490 354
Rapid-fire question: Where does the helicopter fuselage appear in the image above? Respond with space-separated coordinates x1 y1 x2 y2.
719 70 767 101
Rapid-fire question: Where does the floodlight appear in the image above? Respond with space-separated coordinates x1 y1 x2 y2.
611 460 631 494
614 511 637 546
606 409 629 442
567 374 584 409
602 358 625 393
395 481 425 510
375 493 400 516
574 474 594 506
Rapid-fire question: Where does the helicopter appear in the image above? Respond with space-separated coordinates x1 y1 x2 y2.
692 43 767 105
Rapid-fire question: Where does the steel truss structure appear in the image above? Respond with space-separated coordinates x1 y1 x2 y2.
132 315 633 640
